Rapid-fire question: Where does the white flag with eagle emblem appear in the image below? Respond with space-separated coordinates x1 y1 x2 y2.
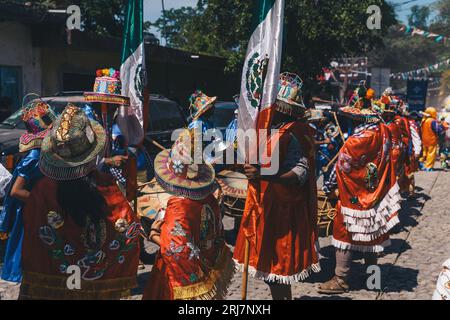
238 0 285 133
119 0 146 145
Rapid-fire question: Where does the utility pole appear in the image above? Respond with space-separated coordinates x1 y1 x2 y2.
161 0 167 46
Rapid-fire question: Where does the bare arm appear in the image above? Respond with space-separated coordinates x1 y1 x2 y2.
10 176 30 202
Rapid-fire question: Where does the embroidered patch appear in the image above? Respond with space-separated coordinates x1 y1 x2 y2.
187 242 200 260
125 222 141 239
189 273 199 283
81 218 107 251
64 244 75 256
338 153 353 173
59 263 68 274
39 226 56 246
109 240 120 251
171 221 187 237
165 241 184 260
47 211 64 229
114 219 129 233
365 162 379 192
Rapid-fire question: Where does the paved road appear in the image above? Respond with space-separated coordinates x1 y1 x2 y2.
0 170 448 300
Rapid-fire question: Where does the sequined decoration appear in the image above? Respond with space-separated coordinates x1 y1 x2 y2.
170 221 187 237
187 242 200 260
165 241 185 260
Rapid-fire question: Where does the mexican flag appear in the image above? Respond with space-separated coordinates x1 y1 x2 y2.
238 0 285 133
120 0 146 144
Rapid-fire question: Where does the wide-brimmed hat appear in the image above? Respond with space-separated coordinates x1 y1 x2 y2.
19 97 56 153
189 91 217 121
84 68 130 106
275 72 306 117
339 106 380 123
154 129 216 200
40 104 106 181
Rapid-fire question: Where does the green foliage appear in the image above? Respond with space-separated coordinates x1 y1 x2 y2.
152 0 396 81
407 5 430 29
369 1 449 76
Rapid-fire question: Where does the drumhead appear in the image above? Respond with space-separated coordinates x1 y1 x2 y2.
137 180 171 220
217 170 248 199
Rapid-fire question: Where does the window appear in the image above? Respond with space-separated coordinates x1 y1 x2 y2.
0 66 22 115
149 100 186 131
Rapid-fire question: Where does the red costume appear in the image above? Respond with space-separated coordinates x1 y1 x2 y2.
386 120 405 177
234 120 320 283
21 173 140 300
332 122 401 252
143 195 234 300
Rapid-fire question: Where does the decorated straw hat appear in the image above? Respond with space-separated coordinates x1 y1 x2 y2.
154 129 216 200
189 91 217 121
19 99 56 153
340 83 380 123
40 104 106 181
275 72 306 117
84 67 130 106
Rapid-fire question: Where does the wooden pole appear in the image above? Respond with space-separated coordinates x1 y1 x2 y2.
332 111 346 144
242 239 250 300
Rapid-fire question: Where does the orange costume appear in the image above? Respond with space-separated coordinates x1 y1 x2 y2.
386 120 405 177
20 173 140 300
233 120 320 283
421 108 440 170
332 122 401 252
143 195 233 300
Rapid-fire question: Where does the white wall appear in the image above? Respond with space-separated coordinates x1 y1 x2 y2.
0 21 42 99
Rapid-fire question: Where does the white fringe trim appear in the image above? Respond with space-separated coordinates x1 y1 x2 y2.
332 238 391 253
341 183 401 242
233 260 321 285
233 241 322 285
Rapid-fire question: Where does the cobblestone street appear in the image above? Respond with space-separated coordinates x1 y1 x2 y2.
0 170 448 300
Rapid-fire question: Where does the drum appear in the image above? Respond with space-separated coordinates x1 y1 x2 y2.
216 170 248 218
137 180 171 221
317 190 338 237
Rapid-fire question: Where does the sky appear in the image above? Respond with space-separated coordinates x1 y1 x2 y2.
144 0 441 43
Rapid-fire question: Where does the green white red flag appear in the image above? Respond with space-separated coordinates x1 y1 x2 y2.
238 0 285 133
119 0 146 144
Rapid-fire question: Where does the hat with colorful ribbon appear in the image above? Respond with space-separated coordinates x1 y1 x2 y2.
84 67 130 106
154 129 216 200
19 95 56 153
339 83 380 123
40 104 106 181
275 72 306 117
189 91 217 121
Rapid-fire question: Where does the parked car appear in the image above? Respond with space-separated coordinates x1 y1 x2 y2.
145 94 188 156
0 93 187 168
213 101 238 133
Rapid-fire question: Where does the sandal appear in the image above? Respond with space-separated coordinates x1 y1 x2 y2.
318 276 349 294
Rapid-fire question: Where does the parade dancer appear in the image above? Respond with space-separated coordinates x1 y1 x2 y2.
233 73 320 300
420 107 444 171
143 129 234 300
398 104 422 198
377 97 406 179
20 105 140 299
188 91 217 134
319 88 401 294
0 101 55 283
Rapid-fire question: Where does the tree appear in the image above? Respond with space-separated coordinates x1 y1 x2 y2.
152 0 396 82
407 5 430 29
